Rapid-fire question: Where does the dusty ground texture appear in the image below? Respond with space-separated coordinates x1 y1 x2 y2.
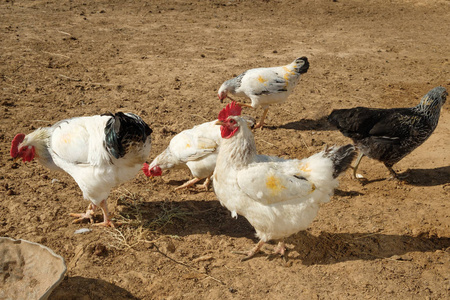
1 0 450 299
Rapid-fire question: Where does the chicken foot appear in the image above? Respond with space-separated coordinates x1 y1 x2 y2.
200 176 212 191
385 164 409 180
272 241 286 257
174 177 202 191
175 175 213 191
70 200 116 227
266 241 288 261
70 203 96 224
232 240 265 262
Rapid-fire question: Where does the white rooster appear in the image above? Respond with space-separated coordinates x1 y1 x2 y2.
217 57 309 129
213 102 356 261
10 112 152 227
142 120 221 190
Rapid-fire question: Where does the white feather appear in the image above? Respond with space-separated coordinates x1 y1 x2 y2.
19 114 152 208
213 116 342 242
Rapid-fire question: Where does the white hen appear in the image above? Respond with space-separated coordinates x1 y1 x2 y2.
10 112 152 227
143 120 221 190
218 57 309 128
142 117 277 190
213 102 356 260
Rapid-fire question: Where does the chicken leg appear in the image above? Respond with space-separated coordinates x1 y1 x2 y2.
92 199 115 228
174 177 202 190
200 176 212 191
254 108 269 129
225 96 253 109
70 200 115 227
351 152 364 179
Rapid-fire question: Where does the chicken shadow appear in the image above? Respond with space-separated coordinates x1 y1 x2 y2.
286 230 450 266
118 198 257 240
334 188 364 197
51 276 138 300
118 198 449 265
401 165 450 186
267 115 335 131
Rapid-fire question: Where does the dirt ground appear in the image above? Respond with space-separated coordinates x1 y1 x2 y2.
1 0 449 299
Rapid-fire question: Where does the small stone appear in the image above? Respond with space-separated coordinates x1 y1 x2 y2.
162 240 176 253
93 243 107 256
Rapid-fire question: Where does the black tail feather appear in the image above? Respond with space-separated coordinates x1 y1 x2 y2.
323 144 357 178
294 56 309 74
104 112 152 159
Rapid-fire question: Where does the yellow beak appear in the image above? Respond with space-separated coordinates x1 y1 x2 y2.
215 120 225 126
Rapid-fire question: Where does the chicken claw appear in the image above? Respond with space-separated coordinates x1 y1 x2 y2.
232 240 265 262
70 203 96 224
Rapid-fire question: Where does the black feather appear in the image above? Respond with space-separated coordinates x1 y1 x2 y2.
323 144 357 178
103 112 152 159
328 87 447 171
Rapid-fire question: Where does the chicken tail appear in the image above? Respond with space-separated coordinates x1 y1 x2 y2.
293 56 309 75
323 144 357 178
103 112 152 159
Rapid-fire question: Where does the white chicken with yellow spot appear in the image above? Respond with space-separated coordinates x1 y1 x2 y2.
213 102 356 261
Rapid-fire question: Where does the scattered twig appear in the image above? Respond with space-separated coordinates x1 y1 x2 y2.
43 51 70 59
152 243 226 285
298 132 310 151
351 95 367 102
58 74 81 82
58 74 119 87
280 106 298 119
56 30 72 36
2 81 19 89
190 114 209 122
258 138 276 147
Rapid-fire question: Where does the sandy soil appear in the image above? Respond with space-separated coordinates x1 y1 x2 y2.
1 0 449 299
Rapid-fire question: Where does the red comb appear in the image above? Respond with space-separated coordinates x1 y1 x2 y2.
218 102 242 121
142 163 151 177
10 133 25 158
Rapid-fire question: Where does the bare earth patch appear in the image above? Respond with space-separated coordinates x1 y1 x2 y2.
0 0 449 299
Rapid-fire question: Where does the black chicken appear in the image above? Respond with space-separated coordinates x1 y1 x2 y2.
327 86 447 179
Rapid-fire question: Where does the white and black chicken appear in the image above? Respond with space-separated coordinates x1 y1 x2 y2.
218 57 309 129
213 102 356 261
10 112 152 227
